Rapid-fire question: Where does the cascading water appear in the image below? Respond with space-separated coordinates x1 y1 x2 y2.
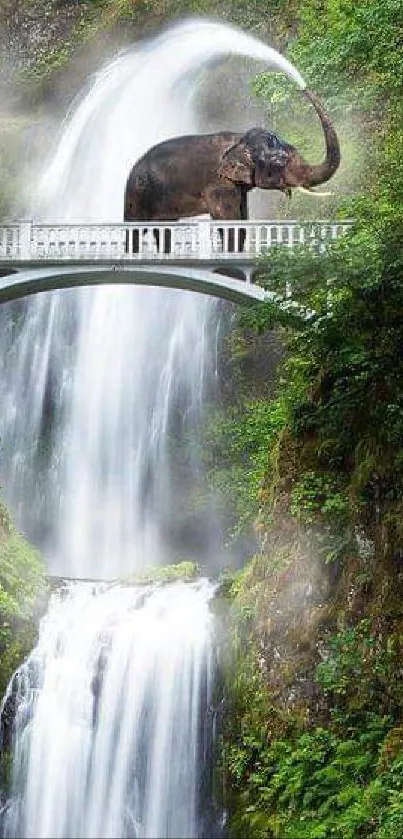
1 581 217 838
0 17 306 838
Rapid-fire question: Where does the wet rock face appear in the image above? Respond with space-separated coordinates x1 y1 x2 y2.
0 678 17 752
0 0 85 81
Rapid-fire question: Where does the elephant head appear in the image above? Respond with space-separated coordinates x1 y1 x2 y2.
218 89 340 195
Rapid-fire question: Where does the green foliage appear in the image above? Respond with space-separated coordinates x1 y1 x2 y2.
122 560 200 585
292 0 403 99
223 638 403 839
290 470 349 525
201 398 287 543
317 620 403 724
222 563 403 836
250 218 403 523
0 500 46 697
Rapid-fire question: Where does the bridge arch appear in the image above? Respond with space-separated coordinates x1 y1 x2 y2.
0 264 268 306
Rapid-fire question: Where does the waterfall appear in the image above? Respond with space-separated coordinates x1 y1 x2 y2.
0 17 305 838
1 581 217 838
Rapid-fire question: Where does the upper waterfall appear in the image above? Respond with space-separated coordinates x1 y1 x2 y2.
0 18 305 578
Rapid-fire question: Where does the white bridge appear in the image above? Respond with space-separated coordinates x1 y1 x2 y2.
0 219 352 305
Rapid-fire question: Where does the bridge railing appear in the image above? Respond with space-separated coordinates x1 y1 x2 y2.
0 223 21 259
0 219 353 262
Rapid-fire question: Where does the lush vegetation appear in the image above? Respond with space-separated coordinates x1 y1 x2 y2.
0 500 47 698
209 1 403 837
221 546 403 837
122 559 200 585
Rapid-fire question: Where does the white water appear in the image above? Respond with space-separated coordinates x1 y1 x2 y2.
0 17 306 838
2 581 217 838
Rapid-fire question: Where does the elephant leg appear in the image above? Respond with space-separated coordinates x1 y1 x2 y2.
153 228 160 252
163 228 172 254
125 227 170 256
125 228 140 255
239 189 248 252
152 228 172 255
238 228 247 253
205 186 246 252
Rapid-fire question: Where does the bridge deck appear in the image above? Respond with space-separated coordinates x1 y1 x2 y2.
0 219 352 304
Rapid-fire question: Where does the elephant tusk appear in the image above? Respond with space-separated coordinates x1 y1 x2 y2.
297 186 333 197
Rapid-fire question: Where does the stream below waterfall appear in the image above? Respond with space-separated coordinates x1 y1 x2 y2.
0 16 305 838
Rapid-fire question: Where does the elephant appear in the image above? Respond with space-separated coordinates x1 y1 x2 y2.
123 89 340 250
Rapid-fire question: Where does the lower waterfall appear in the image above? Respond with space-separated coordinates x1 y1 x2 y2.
1 581 218 839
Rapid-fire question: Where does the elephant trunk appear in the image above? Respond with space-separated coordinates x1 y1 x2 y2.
301 89 340 187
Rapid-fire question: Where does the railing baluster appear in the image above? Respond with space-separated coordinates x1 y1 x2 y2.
172 227 178 256
191 225 197 255
19 220 32 259
199 221 211 259
254 225 261 255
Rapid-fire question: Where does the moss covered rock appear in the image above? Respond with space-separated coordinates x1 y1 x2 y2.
0 500 47 698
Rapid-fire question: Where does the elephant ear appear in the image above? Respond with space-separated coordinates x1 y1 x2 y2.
218 141 254 184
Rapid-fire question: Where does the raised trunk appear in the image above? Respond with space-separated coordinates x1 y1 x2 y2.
302 89 341 187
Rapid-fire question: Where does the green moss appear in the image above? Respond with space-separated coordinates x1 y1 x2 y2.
0 500 47 698
122 560 201 586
